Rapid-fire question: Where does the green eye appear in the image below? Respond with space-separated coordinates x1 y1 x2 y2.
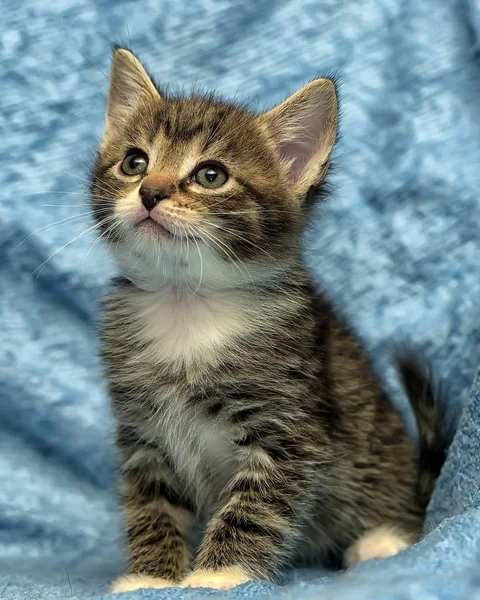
121 152 149 176
193 164 228 188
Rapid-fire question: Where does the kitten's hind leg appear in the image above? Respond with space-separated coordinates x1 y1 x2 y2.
344 525 417 568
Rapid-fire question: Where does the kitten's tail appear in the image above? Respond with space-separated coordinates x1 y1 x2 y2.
397 356 448 507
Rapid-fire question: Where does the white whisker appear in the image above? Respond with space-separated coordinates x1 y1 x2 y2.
15 213 92 248
189 224 257 290
31 217 113 280
206 221 276 260
63 170 120 198
81 217 120 267
191 235 204 296
26 191 96 197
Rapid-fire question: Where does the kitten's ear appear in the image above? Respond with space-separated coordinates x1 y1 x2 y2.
257 79 338 195
104 48 161 141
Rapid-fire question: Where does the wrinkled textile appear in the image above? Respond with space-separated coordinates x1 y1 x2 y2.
1 0 480 598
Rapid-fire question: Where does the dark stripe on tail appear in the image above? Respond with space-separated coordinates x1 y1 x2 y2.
397 356 448 507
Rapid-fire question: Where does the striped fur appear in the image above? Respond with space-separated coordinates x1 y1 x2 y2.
91 49 445 590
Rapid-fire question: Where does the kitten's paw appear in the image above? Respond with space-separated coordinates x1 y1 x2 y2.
345 526 413 567
181 567 252 590
110 574 176 594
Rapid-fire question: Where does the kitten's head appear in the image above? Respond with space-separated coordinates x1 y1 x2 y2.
91 48 338 291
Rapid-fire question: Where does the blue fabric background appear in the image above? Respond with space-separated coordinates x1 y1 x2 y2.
1 0 480 598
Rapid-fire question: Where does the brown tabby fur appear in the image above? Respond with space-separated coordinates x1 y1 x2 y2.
90 48 446 590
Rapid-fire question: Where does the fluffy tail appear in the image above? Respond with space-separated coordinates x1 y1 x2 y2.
397 357 448 507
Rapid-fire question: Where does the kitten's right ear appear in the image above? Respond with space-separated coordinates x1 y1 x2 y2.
104 48 161 142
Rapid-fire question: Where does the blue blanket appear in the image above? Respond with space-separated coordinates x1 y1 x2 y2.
1 0 480 598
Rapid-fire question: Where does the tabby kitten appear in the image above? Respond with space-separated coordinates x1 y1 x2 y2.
91 49 446 593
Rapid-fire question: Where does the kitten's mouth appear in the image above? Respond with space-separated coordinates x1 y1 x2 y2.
136 215 199 241
136 217 173 237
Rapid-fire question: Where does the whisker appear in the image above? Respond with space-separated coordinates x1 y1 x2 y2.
63 171 120 197
31 217 113 279
191 235 204 296
15 213 93 248
39 198 115 207
25 191 106 198
40 204 93 208
81 222 113 265
26 191 90 197
202 190 240 211
199 220 275 260
90 177 123 198
190 224 257 290
24 190 114 204
207 208 298 216
81 218 122 267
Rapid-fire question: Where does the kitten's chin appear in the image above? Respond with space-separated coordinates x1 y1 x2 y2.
136 217 173 239
109 234 280 293
110 235 224 292
135 216 198 242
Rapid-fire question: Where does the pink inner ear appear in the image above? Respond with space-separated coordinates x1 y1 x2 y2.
278 139 316 182
276 103 329 184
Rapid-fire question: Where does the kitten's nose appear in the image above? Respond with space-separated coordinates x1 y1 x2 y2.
139 186 173 211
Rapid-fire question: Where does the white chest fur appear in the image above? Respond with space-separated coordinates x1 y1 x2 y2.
143 399 236 508
129 286 252 369
122 286 257 504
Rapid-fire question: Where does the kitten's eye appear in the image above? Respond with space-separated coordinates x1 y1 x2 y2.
121 152 149 176
193 164 228 188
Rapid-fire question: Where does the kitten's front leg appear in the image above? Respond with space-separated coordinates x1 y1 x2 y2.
110 451 193 594
182 427 316 589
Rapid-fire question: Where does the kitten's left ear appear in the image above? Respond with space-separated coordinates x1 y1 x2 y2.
103 48 161 142
257 79 338 196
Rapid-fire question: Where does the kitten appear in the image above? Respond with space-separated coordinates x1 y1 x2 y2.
90 48 446 593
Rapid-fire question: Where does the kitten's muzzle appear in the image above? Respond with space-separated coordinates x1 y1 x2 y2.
140 184 174 211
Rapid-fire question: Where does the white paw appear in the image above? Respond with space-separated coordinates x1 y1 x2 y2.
181 568 252 590
345 526 413 567
110 574 177 594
